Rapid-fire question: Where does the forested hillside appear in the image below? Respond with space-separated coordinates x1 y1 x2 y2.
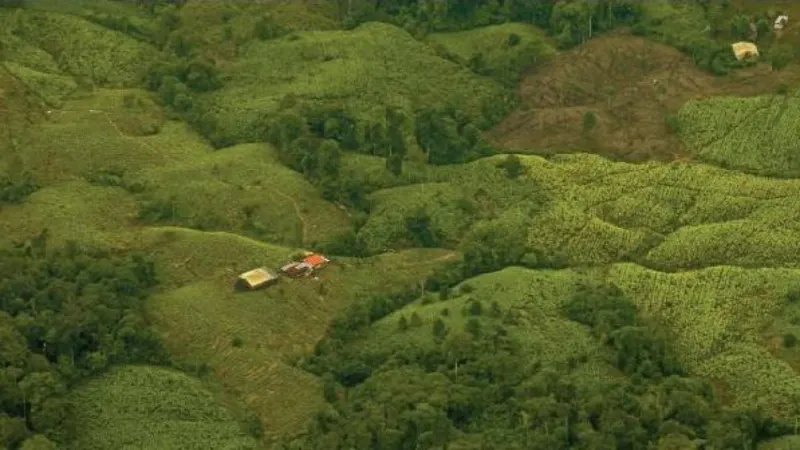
2 0 800 449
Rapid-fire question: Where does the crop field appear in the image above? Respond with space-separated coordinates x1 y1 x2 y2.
359 152 800 270
130 143 352 246
68 365 259 450
486 32 800 163
357 262 800 419
144 227 457 441
677 92 800 177
198 21 510 144
0 8 160 87
761 435 800 450
507 153 800 269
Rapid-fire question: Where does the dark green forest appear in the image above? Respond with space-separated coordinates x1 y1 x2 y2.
0 234 167 448
276 272 795 449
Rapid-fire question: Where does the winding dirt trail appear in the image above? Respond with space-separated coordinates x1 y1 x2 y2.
272 188 308 245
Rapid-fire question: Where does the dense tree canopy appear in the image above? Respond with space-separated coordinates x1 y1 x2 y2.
284 282 793 449
0 234 167 448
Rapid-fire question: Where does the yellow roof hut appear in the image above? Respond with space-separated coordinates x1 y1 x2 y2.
731 42 758 61
235 268 279 291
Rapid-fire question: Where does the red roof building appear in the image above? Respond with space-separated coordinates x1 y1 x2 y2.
303 254 330 268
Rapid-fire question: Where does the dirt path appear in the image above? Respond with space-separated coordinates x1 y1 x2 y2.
397 251 458 269
272 188 307 245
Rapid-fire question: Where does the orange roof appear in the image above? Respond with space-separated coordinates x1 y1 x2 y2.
303 254 329 267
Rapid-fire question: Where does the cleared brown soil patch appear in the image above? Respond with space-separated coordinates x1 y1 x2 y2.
487 32 800 162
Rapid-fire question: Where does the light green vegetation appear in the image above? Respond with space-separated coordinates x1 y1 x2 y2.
760 436 800 450
427 22 556 85
68 365 259 450
0 8 161 86
176 0 339 46
362 267 609 383
0 86 349 248
0 180 140 248
357 151 800 269
516 153 800 269
357 157 542 253
198 21 510 143
677 93 800 177
143 225 457 440
3 62 78 107
638 0 710 49
360 262 800 419
131 143 351 246
608 263 800 416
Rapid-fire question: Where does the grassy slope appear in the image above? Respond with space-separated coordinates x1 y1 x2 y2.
358 263 800 419
143 225 456 440
199 21 510 143
523 153 800 268
357 156 541 252
359 267 610 384
1 8 160 87
427 22 556 85
677 91 800 177
68 365 259 450
760 436 800 450
360 152 800 270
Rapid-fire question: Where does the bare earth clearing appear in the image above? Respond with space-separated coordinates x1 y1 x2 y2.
487 33 800 162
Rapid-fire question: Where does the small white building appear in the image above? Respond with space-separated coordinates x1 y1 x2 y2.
775 15 789 30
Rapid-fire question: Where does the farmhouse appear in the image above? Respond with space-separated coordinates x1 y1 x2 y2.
731 42 758 61
280 261 312 278
303 253 330 269
235 268 279 291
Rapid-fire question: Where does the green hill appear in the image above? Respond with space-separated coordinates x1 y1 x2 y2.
677 92 800 177
1 8 161 86
196 21 511 144
68 365 259 450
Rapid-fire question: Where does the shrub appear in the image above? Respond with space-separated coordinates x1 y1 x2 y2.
582 111 597 133
241 410 263 439
788 285 800 304
468 300 483 316
507 33 521 47
433 318 447 340
771 44 793 72
0 172 38 203
498 154 525 179
664 114 681 134
231 336 244 348
465 317 481 337
783 333 797 348
631 23 648 36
